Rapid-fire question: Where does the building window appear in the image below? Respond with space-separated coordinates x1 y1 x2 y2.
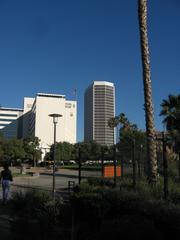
0 113 17 117
65 103 72 108
0 118 15 122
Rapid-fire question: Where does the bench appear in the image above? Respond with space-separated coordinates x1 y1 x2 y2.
29 172 40 177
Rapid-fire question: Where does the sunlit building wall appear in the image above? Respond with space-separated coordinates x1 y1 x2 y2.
22 93 77 159
84 81 115 145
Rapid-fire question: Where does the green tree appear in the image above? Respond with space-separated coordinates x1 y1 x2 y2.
108 116 119 129
108 113 130 143
72 141 101 161
0 133 4 162
56 142 73 163
160 94 180 178
160 94 180 133
2 139 25 164
138 0 157 182
0 132 4 140
160 94 180 153
73 142 91 161
89 141 101 159
23 137 42 166
117 124 146 167
48 141 73 164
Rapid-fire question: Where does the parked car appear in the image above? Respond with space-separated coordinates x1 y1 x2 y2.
69 160 76 164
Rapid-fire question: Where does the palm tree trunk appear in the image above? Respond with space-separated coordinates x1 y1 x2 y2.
178 152 180 182
138 0 157 183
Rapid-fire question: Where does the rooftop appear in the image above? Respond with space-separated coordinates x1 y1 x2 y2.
93 81 114 87
37 93 66 98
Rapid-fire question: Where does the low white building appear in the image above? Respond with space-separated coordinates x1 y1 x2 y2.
0 107 23 139
23 93 77 159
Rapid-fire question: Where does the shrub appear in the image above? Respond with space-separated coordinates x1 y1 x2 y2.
168 179 180 204
11 190 51 217
87 177 114 187
36 199 63 229
10 190 65 239
135 177 164 200
74 182 96 193
71 185 180 240
168 160 178 180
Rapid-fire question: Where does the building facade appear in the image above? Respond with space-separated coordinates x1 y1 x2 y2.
0 93 77 160
23 93 77 158
0 107 23 139
84 81 115 145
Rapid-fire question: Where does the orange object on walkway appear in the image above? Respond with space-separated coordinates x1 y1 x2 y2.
103 166 121 177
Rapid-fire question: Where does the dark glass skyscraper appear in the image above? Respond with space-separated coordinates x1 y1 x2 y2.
84 81 115 145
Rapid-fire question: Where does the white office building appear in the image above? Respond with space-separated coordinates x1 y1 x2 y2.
0 93 77 159
23 93 77 159
84 81 115 145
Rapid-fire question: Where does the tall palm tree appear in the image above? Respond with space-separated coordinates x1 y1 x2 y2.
118 113 130 131
108 113 130 143
108 116 119 129
138 0 157 182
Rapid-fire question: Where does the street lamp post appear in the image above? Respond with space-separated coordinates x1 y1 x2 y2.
49 113 62 199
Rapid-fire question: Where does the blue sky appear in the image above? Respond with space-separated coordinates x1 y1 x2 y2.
0 0 179 141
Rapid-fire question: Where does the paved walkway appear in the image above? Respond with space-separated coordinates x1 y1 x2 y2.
0 167 101 199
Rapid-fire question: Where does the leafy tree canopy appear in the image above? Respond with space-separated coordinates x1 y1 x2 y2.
117 124 147 164
23 137 42 161
47 141 73 163
73 141 101 161
2 139 25 162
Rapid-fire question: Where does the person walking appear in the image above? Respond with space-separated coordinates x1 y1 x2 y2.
0 163 13 204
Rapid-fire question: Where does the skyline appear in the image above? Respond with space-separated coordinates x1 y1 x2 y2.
0 0 179 141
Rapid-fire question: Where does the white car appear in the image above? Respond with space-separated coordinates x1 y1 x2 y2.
69 160 76 164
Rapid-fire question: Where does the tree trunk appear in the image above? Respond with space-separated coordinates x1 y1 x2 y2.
78 147 82 185
178 152 180 182
162 132 168 200
138 0 157 183
132 139 136 187
101 148 104 177
113 145 117 187
121 154 124 178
